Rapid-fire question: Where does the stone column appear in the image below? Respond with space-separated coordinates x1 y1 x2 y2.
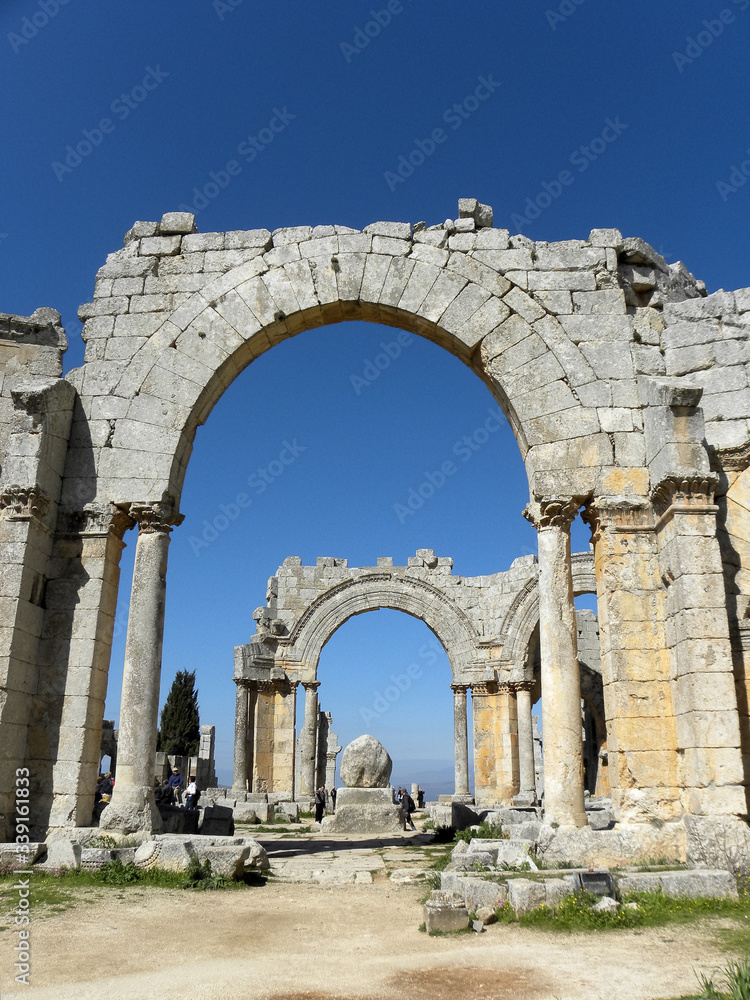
233 682 250 792
515 682 537 803
298 680 320 799
471 682 495 802
451 683 470 796
101 502 180 833
525 497 587 828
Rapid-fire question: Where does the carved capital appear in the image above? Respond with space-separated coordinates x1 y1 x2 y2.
511 680 534 693
62 503 134 539
524 496 579 530
581 497 654 541
130 501 184 535
651 475 719 521
450 683 468 695
302 680 321 692
471 682 492 697
0 484 50 522
714 440 750 473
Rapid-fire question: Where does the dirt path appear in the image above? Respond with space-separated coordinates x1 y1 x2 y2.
0 878 737 1000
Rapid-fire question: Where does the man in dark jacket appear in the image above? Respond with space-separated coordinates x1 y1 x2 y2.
314 785 326 823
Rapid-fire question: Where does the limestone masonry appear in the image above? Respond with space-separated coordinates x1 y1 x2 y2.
1 200 749 864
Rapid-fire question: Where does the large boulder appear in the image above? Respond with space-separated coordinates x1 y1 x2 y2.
340 735 392 788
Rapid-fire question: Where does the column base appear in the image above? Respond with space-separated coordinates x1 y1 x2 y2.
99 786 163 834
513 791 539 807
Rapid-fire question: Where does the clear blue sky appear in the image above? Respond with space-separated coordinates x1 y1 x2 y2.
2 2 749 791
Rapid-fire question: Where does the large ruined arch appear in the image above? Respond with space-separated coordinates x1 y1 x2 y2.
1 208 747 858
281 573 481 680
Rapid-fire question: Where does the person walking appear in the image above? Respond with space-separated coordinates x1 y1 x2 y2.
330 786 337 811
401 788 416 831
314 785 326 823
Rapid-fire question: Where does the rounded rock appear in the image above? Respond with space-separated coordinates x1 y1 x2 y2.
340 735 393 788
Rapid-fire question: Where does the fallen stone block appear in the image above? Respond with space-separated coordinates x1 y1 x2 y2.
441 872 509 910
236 838 269 871
593 896 619 913
193 844 250 879
507 878 546 915
475 906 497 925
199 804 235 837
232 802 259 824
0 843 44 868
389 868 428 884
80 848 117 869
616 869 738 900
275 801 299 822
134 838 197 872
424 891 470 934
42 841 81 870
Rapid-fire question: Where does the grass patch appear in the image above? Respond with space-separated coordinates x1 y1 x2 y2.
491 889 750 934
454 821 507 844
666 958 750 999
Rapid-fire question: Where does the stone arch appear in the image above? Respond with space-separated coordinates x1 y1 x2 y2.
280 572 483 680
499 551 597 677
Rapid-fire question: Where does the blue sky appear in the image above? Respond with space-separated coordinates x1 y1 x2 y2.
2 2 749 792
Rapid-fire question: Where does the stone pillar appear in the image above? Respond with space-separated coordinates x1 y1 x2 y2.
471 682 494 802
271 678 296 795
253 681 275 793
101 503 180 833
583 498 680 824
451 683 470 796
298 680 320 799
515 682 537 803
525 497 587 828
653 476 746 818
233 682 250 792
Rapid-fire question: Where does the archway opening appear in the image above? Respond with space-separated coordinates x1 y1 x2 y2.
104 319 533 793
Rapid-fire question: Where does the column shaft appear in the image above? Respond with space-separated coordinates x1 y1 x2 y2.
532 499 587 828
101 504 177 833
299 681 319 798
516 684 537 799
452 684 469 796
233 683 249 791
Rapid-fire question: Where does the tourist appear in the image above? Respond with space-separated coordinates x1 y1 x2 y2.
185 775 199 809
168 767 184 804
96 772 114 802
417 786 425 809
330 786 337 810
401 789 416 831
314 784 326 823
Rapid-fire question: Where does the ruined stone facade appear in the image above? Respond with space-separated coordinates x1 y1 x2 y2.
0 202 747 854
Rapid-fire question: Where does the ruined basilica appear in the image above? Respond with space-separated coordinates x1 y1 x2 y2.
1 200 749 862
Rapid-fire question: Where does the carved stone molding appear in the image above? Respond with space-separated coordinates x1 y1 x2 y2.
524 496 579 530
61 503 134 539
130 501 184 535
651 475 719 522
0 484 50 522
450 683 468 694
581 497 654 542
511 680 534 693
302 680 321 692
713 440 750 473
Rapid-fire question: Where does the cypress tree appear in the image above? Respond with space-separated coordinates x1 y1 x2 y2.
157 669 200 756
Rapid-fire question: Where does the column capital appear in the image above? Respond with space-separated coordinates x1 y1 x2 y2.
302 680 321 692
130 500 184 535
511 680 534 693
523 496 580 530
651 475 719 522
0 484 50 523
60 502 135 539
450 683 468 694
581 496 654 542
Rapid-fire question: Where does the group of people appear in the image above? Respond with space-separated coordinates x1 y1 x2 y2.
154 767 200 809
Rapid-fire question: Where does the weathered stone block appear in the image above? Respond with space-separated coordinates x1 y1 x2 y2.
424 891 470 934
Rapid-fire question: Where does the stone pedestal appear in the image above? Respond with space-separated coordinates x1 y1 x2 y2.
320 787 404 834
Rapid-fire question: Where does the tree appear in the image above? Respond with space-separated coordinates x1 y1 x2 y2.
157 670 200 756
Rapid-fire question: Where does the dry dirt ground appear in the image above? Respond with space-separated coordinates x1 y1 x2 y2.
0 875 740 1000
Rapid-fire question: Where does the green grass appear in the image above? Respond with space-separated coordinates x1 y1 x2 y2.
488 889 750 934
453 821 507 843
665 958 750 999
